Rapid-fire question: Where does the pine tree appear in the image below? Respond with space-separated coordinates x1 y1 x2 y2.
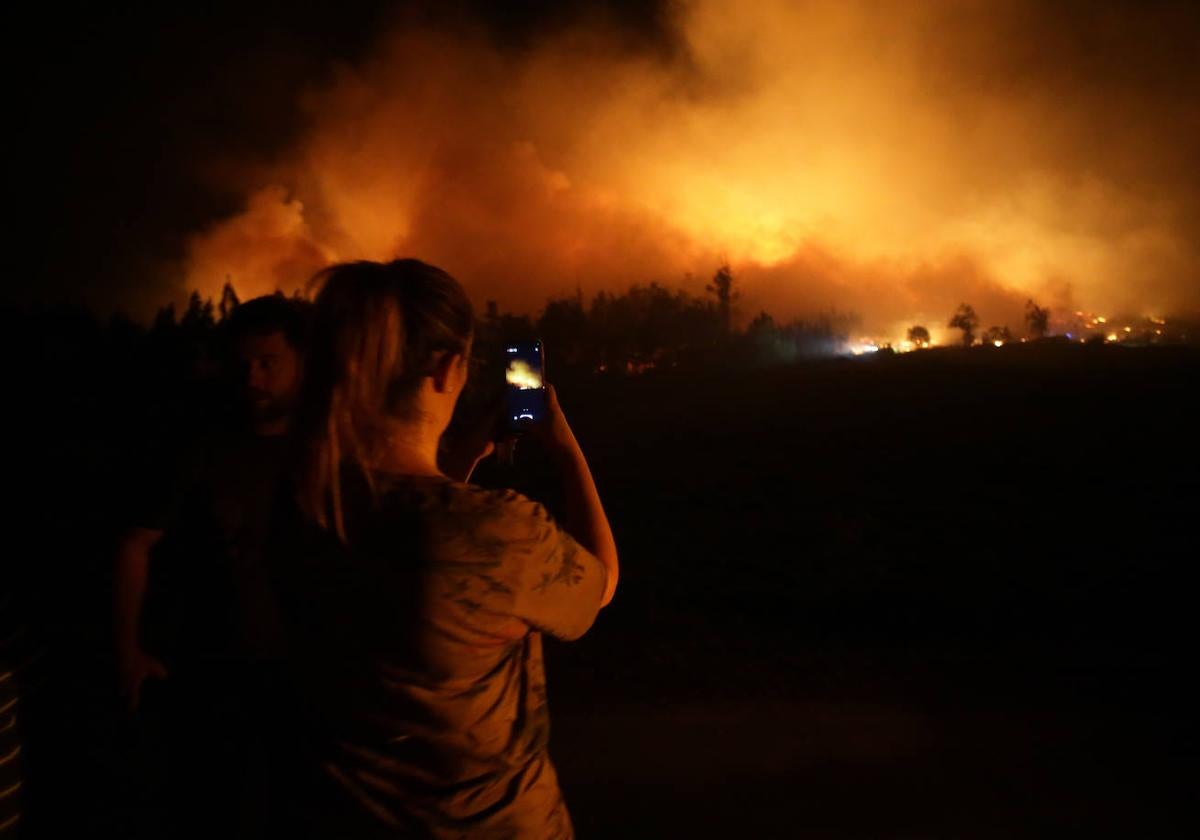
706 263 738 335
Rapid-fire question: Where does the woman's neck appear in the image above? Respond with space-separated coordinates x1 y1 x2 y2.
376 421 444 478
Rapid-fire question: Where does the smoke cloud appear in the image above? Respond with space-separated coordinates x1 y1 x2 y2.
180 0 1200 339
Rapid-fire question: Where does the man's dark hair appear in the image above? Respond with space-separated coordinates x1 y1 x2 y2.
225 293 314 351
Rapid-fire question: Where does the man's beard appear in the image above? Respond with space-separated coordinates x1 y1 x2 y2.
248 394 291 424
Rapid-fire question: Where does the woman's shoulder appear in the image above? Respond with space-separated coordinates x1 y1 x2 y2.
440 483 552 535
373 478 556 571
377 476 547 525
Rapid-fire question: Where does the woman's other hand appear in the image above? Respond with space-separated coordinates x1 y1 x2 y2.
440 399 500 482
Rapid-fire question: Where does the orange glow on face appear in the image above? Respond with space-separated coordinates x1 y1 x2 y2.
180 0 1200 333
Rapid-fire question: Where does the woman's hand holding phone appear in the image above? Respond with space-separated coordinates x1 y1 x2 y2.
530 385 581 459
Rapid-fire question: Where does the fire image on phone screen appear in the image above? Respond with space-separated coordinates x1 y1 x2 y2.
504 340 546 431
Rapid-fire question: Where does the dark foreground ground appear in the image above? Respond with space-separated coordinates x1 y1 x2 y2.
535 343 1198 838
12 342 1200 838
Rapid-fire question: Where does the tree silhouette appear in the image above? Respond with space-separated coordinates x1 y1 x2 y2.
706 263 738 335
219 281 240 321
907 325 931 347
982 325 1013 345
153 302 177 332
748 311 776 334
180 291 215 332
1025 299 1050 338
537 296 588 369
948 304 979 347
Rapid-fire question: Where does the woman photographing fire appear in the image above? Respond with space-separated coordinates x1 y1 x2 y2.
271 259 617 838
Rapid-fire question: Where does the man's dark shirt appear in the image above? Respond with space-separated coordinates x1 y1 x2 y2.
135 430 292 664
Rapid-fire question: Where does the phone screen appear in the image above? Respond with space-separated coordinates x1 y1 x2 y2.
504 340 546 431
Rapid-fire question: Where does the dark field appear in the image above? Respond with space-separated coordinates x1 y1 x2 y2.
11 341 1199 838
517 344 1198 838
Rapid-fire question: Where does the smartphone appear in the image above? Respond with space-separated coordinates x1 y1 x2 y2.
504 339 546 433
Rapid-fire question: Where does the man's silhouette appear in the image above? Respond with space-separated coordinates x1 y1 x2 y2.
114 294 311 837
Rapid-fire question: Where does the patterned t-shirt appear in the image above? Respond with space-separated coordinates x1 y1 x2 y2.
276 474 607 839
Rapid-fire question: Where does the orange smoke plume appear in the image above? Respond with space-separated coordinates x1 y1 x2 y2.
181 0 1200 334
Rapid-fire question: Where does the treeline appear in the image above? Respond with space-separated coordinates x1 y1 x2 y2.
473 279 854 375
